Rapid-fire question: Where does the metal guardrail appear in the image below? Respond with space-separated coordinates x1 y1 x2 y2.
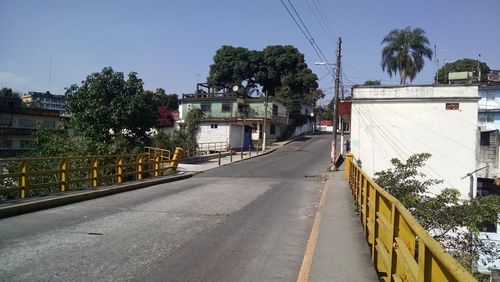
0 147 183 201
344 154 476 282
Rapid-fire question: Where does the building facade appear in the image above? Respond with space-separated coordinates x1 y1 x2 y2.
351 85 479 198
179 84 289 150
21 91 68 116
478 85 500 131
1 97 63 157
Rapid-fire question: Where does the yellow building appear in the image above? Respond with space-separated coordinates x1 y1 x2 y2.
1 97 63 157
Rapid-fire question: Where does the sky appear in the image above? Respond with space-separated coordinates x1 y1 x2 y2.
1 0 500 105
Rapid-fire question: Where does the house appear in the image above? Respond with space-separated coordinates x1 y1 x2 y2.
21 91 68 116
178 83 289 151
0 96 63 157
350 84 479 198
478 85 500 130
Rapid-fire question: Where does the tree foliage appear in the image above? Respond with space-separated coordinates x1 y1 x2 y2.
437 58 491 84
381 27 433 85
151 109 203 152
374 153 500 277
65 67 158 147
0 87 21 99
208 45 322 116
363 80 381 86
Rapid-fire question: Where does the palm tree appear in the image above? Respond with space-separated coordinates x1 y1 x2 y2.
381 27 433 85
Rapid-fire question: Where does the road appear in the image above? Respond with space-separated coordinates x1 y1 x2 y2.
0 135 332 282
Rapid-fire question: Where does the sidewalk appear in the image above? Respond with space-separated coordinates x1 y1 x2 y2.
178 140 289 173
308 170 379 281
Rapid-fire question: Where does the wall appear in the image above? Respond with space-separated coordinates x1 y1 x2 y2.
477 130 499 178
351 85 479 198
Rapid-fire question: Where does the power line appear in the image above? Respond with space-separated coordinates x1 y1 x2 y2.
305 0 336 48
279 0 336 76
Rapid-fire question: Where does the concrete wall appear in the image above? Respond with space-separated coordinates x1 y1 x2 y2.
477 130 499 178
351 85 479 198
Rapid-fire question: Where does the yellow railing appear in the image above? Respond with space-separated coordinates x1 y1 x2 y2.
344 154 476 282
0 147 183 201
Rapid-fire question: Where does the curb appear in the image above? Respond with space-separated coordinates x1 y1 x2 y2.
0 173 193 219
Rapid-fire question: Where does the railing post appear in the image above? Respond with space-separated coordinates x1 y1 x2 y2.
59 159 67 192
218 151 221 166
17 161 28 199
90 158 99 187
230 147 233 162
345 153 353 180
153 155 160 176
169 147 184 171
116 156 123 183
256 142 259 155
136 155 144 180
249 144 252 157
240 147 243 160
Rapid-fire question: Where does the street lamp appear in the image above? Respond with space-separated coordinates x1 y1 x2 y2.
316 61 340 167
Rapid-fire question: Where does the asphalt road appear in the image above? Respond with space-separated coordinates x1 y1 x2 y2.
0 135 332 282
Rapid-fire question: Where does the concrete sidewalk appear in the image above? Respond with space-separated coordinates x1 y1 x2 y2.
308 170 379 281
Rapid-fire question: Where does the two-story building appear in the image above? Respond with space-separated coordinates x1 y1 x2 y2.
1 96 63 157
178 83 288 150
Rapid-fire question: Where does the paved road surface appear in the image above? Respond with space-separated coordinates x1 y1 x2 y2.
0 135 332 281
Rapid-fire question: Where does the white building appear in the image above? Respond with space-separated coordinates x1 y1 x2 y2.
350 85 480 198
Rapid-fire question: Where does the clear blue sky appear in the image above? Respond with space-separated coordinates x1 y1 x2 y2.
1 0 499 104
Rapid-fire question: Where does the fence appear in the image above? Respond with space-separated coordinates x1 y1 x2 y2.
344 154 476 282
0 147 183 201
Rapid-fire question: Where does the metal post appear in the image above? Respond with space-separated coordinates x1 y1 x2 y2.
263 90 268 152
249 144 251 157
230 147 233 162
240 147 243 160
218 151 221 166
257 143 259 155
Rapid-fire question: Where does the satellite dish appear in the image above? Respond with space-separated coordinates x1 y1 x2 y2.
232 85 239 92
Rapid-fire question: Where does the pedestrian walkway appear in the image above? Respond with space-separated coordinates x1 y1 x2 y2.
177 141 290 173
308 170 379 281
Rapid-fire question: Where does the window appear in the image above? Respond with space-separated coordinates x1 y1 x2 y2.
272 104 278 116
43 120 56 129
221 103 232 112
270 124 276 135
18 119 36 128
0 140 13 149
201 104 211 112
0 117 13 127
480 132 491 146
20 140 35 149
486 91 495 101
211 124 218 129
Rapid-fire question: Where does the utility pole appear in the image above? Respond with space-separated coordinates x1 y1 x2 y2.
332 37 342 169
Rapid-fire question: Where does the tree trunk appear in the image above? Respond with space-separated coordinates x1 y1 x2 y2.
400 69 407 85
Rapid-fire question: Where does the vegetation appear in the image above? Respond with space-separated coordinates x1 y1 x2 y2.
381 27 433 85
151 109 203 153
208 45 323 119
374 153 500 279
437 58 491 84
363 80 381 86
0 87 22 99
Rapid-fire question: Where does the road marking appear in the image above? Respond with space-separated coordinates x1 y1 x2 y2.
297 177 330 282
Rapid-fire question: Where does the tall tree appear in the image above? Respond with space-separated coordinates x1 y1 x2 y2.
381 27 433 85
437 58 491 84
152 88 179 110
65 67 157 146
207 45 321 116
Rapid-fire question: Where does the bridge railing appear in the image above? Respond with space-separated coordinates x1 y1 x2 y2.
344 154 476 282
0 147 183 201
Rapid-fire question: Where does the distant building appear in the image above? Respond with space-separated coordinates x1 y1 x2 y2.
0 96 63 157
179 83 289 150
351 84 479 198
488 70 500 83
448 71 475 84
21 91 68 116
478 85 500 130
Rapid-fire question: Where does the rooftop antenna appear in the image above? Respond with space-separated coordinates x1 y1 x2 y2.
49 58 52 93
